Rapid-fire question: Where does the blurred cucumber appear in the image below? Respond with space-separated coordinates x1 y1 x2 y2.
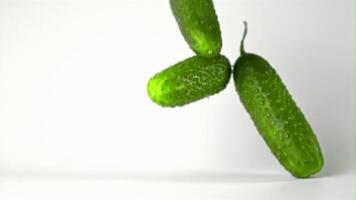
170 0 222 57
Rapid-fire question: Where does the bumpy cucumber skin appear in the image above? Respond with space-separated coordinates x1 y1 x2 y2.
233 53 323 178
148 55 231 107
170 0 222 58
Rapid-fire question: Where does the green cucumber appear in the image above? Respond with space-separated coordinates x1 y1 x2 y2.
233 22 323 178
147 55 231 107
170 0 222 58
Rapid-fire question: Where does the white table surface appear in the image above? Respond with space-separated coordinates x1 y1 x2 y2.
0 0 354 199
0 171 354 200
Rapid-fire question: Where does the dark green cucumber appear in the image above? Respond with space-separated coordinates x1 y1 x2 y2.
147 55 231 107
170 0 222 58
233 22 323 178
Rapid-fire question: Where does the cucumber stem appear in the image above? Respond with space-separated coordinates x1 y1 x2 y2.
240 21 248 55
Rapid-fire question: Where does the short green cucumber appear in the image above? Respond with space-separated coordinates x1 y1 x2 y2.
148 55 231 107
233 22 323 178
170 0 222 58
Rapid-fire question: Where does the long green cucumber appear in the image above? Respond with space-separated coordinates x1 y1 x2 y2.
233 22 323 178
147 55 231 107
170 0 222 58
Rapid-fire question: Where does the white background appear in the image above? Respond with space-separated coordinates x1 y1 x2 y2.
0 0 354 199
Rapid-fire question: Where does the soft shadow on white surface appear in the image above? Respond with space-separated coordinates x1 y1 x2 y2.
1 170 296 184
111 171 293 183
0 172 353 200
